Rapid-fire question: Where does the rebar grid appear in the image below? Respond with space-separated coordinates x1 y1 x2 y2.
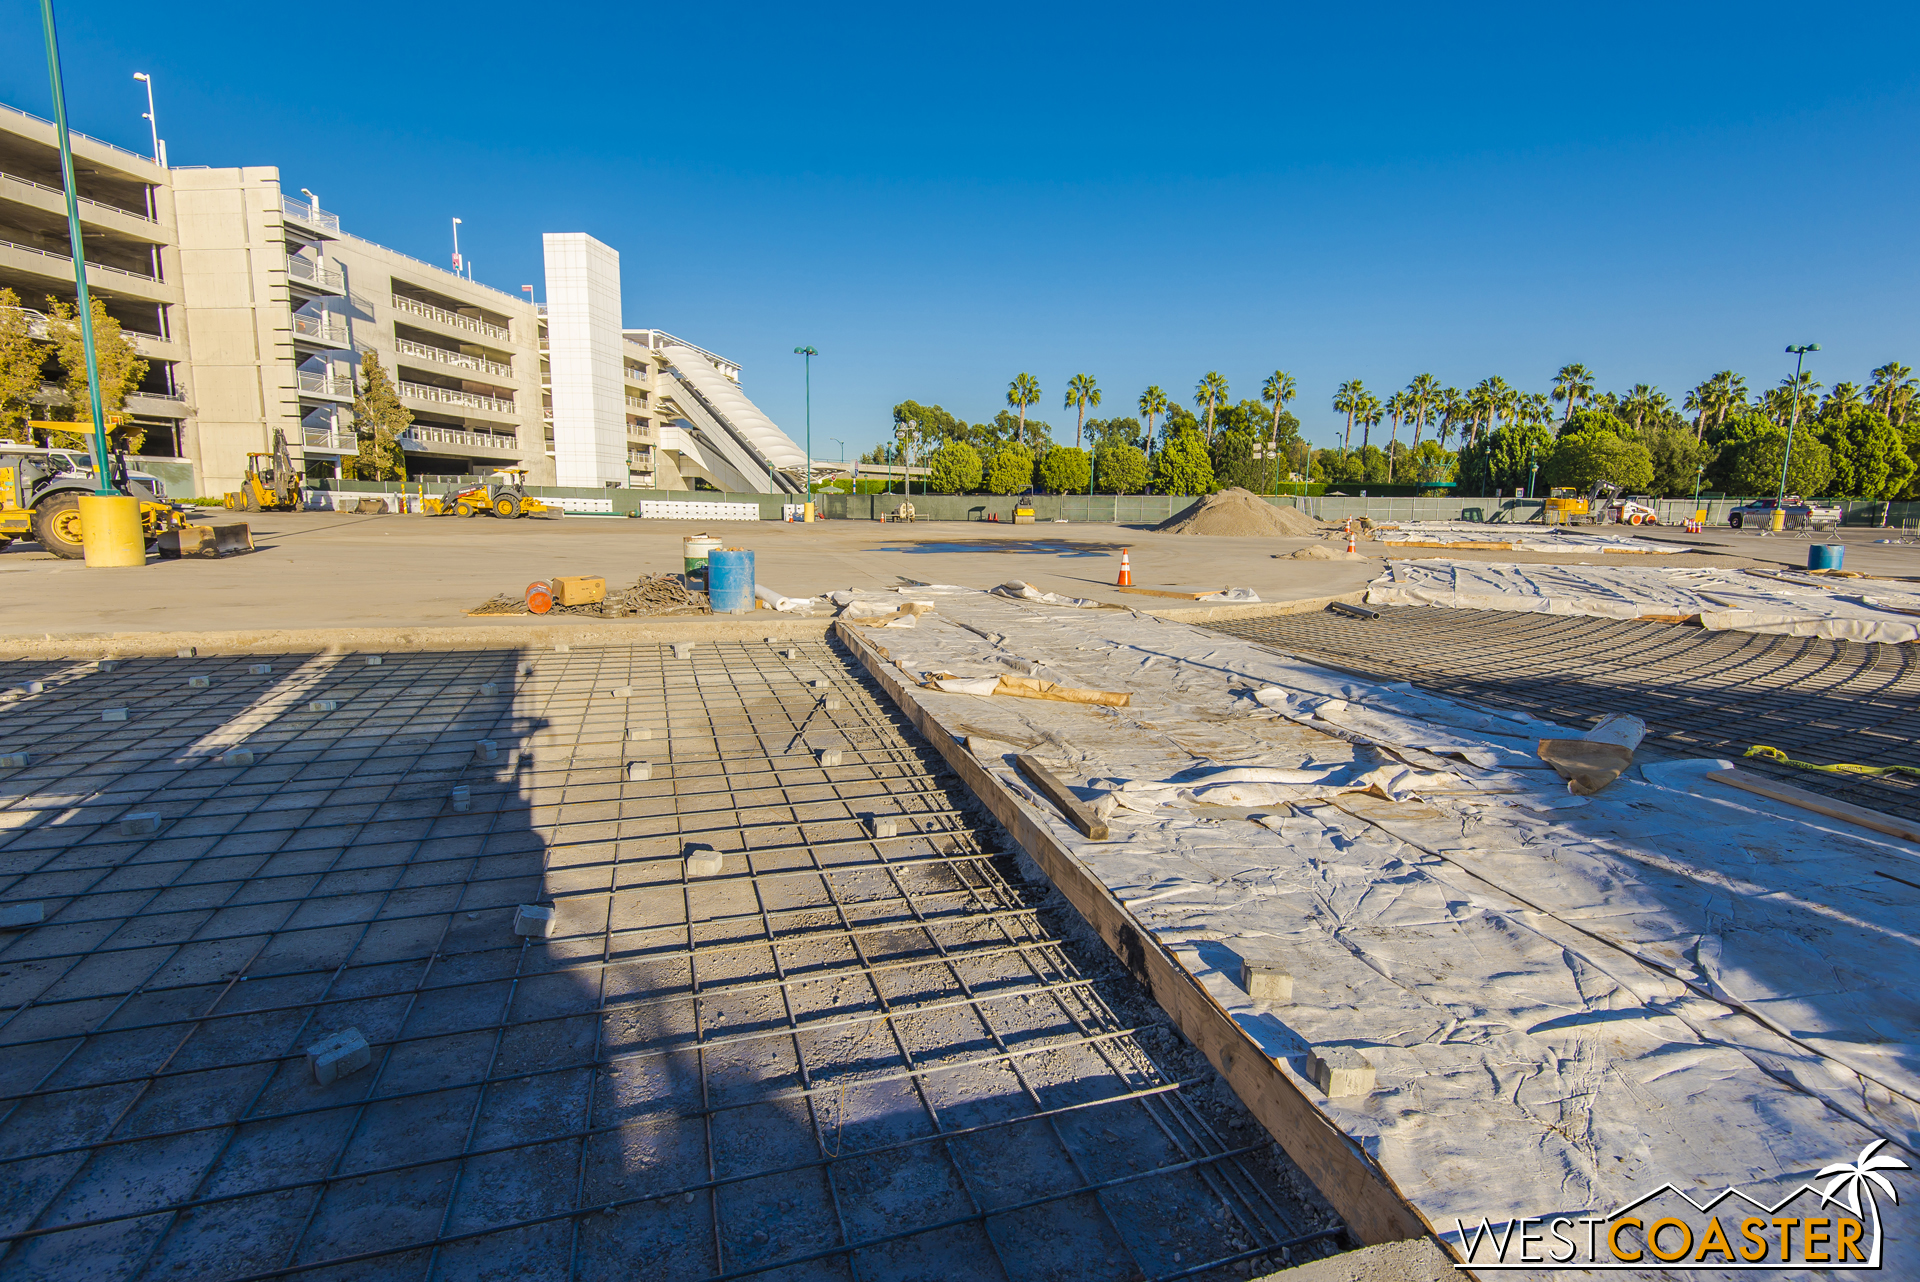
0 640 1340 1280
1209 604 1920 822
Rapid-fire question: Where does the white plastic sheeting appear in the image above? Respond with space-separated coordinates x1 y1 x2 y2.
1374 521 1680 553
663 344 807 471
1369 558 1920 643
843 585 1918 1258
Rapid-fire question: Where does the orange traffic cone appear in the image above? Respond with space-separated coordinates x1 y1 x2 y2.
1116 548 1133 586
1345 521 1357 555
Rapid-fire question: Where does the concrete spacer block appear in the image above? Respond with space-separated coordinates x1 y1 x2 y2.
249 663 272 675
120 812 161 837
480 682 499 696
867 814 898 838
513 903 558 938
625 760 652 781
810 678 829 688
308 699 338 713
98 660 118 671
306 1028 372 1086
782 648 800 660
672 643 695 660
1309 1047 1376 1097
627 726 651 740
22 681 43 694
475 740 499 763
1240 959 1293 1004
555 643 569 652
613 686 636 698
816 748 843 767
102 707 128 722
820 697 842 710
0 902 46 929
683 844 724 877
0 753 27 769
188 676 210 689
450 785 472 813
177 647 197 658
364 654 382 665
219 749 255 766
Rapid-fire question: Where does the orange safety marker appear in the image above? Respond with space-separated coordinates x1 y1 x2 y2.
525 580 554 614
1116 548 1133 586
1345 521 1357 555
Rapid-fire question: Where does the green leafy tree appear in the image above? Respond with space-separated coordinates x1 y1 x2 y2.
46 296 149 452
1819 406 1916 499
1037 445 1090 493
1638 422 1713 497
349 351 410 480
1084 416 1145 449
1092 440 1148 494
985 442 1035 495
1539 428 1651 493
1406 440 1456 487
0 288 43 444
1353 443 1389 485
1064 373 1100 450
1152 426 1215 495
926 439 983 494
1722 422 1832 497
1560 406 1631 440
892 400 968 445
1462 421 1561 494
1195 371 1228 439
1159 403 1200 449
1209 429 1259 491
1006 373 1042 445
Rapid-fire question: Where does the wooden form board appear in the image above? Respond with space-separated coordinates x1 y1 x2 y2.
833 621 1438 1250
1707 768 1920 845
1113 585 1231 600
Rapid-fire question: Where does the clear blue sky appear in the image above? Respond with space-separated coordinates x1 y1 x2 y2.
8 1 1918 455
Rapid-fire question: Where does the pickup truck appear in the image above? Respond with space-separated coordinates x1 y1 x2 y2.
1726 496 1841 530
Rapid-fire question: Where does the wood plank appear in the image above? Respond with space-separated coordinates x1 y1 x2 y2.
833 620 1440 1251
1013 753 1109 840
1706 768 1920 845
1114 585 1231 600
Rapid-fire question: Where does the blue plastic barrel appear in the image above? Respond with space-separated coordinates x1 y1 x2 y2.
707 548 756 613
1808 544 1846 571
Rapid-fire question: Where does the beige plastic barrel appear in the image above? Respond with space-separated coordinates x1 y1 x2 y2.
78 495 146 567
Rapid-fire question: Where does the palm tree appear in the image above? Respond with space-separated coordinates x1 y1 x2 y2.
1618 383 1664 432
1769 371 1822 427
1436 387 1464 448
1138 385 1169 456
1818 1139 1908 1248
1384 390 1411 481
1064 373 1101 450
1195 371 1229 440
1356 392 1382 451
1465 380 1496 447
1333 379 1364 451
1822 381 1863 419
1007 373 1041 444
1551 363 1595 424
1405 373 1440 450
1261 370 1297 493
1869 362 1916 426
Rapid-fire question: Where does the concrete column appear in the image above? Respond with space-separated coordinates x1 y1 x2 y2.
541 233 625 488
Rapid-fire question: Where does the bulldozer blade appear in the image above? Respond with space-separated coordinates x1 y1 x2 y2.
159 523 255 559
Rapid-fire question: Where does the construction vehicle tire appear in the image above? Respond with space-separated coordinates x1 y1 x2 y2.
494 495 519 518
455 501 473 518
244 489 259 513
32 493 86 560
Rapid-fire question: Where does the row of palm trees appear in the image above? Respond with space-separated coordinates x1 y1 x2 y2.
1005 369 1301 453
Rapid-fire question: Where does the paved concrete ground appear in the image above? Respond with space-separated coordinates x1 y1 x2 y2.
10 510 1911 641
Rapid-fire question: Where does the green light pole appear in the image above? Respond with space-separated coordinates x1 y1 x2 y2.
1776 343 1820 528
39 0 112 495
794 346 816 516
1691 462 1705 522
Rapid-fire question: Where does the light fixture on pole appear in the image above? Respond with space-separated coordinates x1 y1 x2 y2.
1775 343 1820 531
895 419 918 498
830 438 845 494
521 285 535 309
1526 445 1538 499
451 217 462 273
132 72 165 167
794 346 817 519
300 186 319 211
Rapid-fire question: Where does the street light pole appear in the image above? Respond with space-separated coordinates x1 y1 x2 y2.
794 346 817 518
40 0 110 494
1776 343 1821 530
451 217 462 273
132 72 164 167
830 438 845 495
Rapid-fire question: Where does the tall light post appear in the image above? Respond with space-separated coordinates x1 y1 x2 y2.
794 346 817 518
132 72 165 167
450 217 462 273
40 1 110 494
895 418 918 497
1775 343 1820 530
830 438 845 495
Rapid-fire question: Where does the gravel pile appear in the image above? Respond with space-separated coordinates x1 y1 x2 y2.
1153 488 1325 536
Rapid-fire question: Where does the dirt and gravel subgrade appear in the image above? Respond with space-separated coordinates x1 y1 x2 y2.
0 638 1350 1280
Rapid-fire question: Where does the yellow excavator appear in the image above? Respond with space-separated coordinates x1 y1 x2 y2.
424 468 560 519
0 446 187 558
223 431 304 512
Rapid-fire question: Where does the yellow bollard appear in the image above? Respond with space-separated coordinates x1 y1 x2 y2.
1770 508 1786 533
803 501 815 523
77 495 146 567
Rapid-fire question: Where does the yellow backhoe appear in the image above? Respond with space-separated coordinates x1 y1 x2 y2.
223 431 304 512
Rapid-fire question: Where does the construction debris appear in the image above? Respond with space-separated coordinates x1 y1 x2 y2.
468 573 710 617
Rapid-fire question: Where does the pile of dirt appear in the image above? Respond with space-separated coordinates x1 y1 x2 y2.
1153 488 1325 537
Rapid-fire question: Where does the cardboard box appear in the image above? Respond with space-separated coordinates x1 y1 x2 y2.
553 575 606 606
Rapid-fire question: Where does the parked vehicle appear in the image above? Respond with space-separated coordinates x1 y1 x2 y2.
15 446 169 500
1726 496 1840 530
